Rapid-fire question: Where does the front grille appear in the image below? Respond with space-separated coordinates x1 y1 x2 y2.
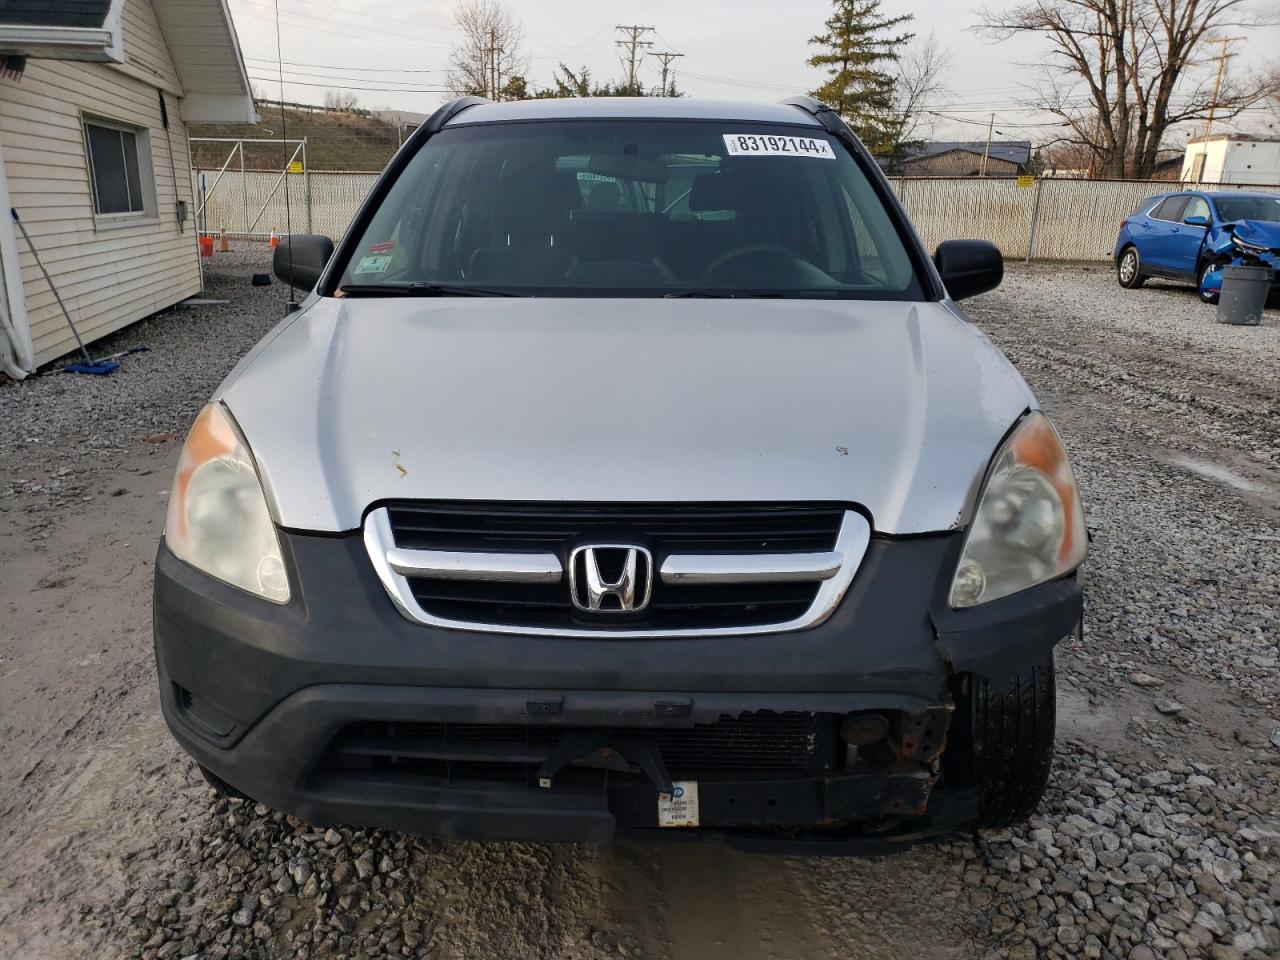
318 712 836 786
384 501 846 630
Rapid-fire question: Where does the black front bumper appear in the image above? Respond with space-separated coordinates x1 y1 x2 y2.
153 528 1081 852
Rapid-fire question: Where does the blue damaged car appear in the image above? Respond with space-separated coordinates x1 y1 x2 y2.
1113 191 1280 304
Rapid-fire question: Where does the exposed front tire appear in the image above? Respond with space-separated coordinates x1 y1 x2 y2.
1198 261 1222 305
1116 247 1145 289
945 654 1056 828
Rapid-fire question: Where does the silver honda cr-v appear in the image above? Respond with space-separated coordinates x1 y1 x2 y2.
154 96 1087 853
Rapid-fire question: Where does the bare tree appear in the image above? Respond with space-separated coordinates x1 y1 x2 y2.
880 33 952 169
323 89 360 111
1266 63 1280 128
446 0 529 101
980 0 1276 178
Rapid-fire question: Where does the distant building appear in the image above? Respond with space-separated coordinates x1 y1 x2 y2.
1182 134 1280 186
887 141 1033 178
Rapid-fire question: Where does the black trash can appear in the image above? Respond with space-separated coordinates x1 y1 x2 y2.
1217 264 1272 326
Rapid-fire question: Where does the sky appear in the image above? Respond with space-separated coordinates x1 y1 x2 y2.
228 0 1280 147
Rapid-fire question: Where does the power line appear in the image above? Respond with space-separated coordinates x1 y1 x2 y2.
245 57 445 74
246 74 453 93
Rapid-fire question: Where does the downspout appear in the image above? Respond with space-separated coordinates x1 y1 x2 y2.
0 127 33 378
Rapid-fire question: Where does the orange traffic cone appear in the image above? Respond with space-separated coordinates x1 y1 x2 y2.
269 228 280 249
218 227 231 253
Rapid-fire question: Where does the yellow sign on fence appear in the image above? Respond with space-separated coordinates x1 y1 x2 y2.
287 160 304 174
1016 175 1035 188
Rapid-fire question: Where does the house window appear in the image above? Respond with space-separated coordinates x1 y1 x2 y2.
84 120 151 216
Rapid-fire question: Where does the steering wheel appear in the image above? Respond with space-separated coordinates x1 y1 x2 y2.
699 244 809 281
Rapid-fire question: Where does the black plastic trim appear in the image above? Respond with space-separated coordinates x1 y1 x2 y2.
781 96 946 301
316 96 487 296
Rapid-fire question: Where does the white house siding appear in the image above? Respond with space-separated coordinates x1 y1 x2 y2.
0 0 200 368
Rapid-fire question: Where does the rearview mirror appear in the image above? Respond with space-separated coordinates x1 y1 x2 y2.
934 240 1003 301
273 234 335 291
587 155 669 184
1183 214 1208 227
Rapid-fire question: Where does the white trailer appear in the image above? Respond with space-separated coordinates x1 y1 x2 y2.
1182 134 1280 186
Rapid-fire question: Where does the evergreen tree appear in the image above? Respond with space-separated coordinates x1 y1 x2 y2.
807 0 914 151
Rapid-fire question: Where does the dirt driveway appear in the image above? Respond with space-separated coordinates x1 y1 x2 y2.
1 252 1277 960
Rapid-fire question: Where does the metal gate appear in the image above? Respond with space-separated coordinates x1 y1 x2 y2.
189 137 312 239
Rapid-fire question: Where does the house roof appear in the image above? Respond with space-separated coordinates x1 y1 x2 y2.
0 0 255 123
903 140 1033 166
153 0 256 122
0 1 115 28
0 0 124 60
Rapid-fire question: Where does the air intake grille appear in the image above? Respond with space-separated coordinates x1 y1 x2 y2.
319 712 833 786
383 501 846 631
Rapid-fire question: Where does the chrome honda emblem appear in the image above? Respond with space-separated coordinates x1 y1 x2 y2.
569 544 653 613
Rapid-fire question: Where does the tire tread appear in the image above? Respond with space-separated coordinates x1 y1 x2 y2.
964 657 1056 828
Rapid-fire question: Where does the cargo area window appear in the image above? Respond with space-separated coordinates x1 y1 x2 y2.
84 119 152 217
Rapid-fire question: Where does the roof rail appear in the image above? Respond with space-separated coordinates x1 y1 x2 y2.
423 96 488 133
779 96 843 134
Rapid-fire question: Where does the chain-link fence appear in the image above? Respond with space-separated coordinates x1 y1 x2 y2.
195 169 380 242
195 168 1280 263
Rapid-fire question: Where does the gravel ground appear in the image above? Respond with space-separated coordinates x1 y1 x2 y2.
1 249 1277 960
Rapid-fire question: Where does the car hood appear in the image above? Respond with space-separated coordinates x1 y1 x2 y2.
1227 219 1280 250
218 297 1035 535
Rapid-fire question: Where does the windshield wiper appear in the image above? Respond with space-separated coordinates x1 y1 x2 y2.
663 290 786 299
339 282 517 298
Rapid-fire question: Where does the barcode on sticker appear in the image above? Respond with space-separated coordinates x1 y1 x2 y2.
723 134 836 159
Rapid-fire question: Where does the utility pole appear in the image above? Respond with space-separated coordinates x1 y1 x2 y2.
980 113 995 177
649 51 683 96
615 25 654 94
1204 36 1245 138
486 26 503 100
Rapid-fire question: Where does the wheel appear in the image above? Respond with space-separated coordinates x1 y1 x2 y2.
1198 261 1221 304
1116 247 1145 288
945 653 1056 828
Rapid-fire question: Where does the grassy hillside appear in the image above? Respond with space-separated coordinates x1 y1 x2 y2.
189 102 405 172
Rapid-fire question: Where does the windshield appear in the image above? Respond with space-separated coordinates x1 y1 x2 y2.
337 120 923 299
1214 196 1280 223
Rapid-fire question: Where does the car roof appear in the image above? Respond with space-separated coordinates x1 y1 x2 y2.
1143 190 1279 203
446 97 822 127
1200 191 1280 200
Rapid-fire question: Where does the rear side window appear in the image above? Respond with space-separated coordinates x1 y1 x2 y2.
337 120 923 300
1151 196 1189 222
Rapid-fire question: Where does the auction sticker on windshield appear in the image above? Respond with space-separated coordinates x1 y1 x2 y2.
723 134 836 159
657 781 700 827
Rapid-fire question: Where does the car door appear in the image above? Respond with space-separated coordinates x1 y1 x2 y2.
1166 195 1211 278
1142 195 1190 274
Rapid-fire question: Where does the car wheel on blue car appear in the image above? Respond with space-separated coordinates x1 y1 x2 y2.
1198 261 1223 305
1116 247 1144 289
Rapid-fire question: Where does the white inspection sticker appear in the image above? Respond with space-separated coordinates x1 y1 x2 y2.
353 253 393 274
657 780 700 827
723 133 836 159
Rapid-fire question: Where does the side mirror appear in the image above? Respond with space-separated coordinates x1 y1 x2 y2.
934 240 1003 301
273 234 335 291
1183 214 1208 227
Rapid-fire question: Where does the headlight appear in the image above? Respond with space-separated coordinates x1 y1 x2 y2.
164 403 290 603
949 412 1087 608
